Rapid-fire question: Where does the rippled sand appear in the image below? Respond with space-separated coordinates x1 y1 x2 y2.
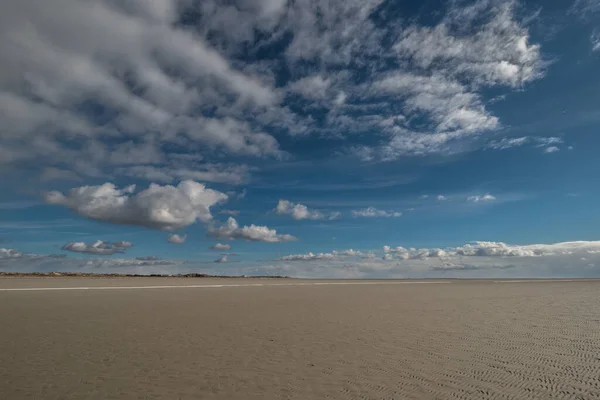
1 278 600 399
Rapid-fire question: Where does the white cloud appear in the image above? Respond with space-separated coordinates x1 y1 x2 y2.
0 249 67 263
208 217 297 243
62 240 132 255
168 234 187 244
210 243 231 251
384 245 407 253
288 75 331 100
592 30 600 51
352 207 402 218
275 200 338 220
437 195 447 201
0 248 23 259
467 194 496 203
113 241 133 249
544 146 560 153
280 249 363 261
393 1 542 87
486 136 564 152
381 241 600 260
486 136 530 150
333 249 363 256
571 0 600 17
215 255 229 263
381 246 447 260
45 180 227 231
281 252 336 261
372 73 498 135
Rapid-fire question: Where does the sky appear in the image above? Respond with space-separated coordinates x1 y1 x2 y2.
1 0 600 278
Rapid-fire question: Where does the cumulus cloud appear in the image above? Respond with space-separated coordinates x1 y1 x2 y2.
467 194 496 203
44 180 227 231
275 200 338 220
210 243 231 251
544 146 560 153
437 195 447 201
352 207 402 218
208 218 297 243
168 234 187 244
61 240 132 255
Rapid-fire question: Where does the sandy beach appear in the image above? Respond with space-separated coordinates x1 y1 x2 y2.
1 277 600 399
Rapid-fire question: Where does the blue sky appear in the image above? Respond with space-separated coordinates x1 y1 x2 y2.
1 0 600 277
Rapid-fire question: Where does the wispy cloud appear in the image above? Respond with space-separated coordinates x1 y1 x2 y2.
593 30 600 51
467 194 496 203
485 136 563 151
352 207 402 218
0 201 40 210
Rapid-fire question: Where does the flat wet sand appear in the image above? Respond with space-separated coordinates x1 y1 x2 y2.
1 278 600 399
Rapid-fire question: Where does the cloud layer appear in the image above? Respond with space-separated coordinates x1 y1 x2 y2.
3 240 600 279
0 0 548 185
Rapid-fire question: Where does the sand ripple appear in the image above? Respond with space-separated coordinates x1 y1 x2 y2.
1 279 599 399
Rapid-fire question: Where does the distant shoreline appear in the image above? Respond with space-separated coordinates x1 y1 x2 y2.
0 272 290 279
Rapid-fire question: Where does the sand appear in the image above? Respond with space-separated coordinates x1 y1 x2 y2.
1 278 600 399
